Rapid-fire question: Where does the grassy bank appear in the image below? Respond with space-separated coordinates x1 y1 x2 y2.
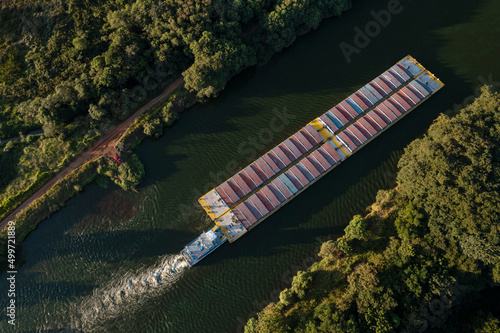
0 127 100 220
0 152 146 269
0 0 353 267
0 0 352 224
245 88 500 332
116 85 195 152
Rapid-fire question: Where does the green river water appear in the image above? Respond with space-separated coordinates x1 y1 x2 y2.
1 0 500 331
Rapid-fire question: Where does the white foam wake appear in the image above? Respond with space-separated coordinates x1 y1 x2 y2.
78 254 189 330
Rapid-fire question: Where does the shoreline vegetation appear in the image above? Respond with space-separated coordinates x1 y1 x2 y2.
244 88 500 333
0 0 352 267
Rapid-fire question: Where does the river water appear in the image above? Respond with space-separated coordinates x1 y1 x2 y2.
2 0 500 331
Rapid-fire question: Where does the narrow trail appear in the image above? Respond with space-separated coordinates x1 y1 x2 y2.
0 77 184 230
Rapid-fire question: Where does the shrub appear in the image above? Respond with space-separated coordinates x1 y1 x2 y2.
344 215 367 240
279 288 295 306
291 271 313 299
337 237 352 255
318 240 340 259
143 118 163 139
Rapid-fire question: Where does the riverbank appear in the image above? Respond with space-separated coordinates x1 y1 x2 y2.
2 0 499 331
0 1 354 268
0 0 354 225
245 88 500 332
0 78 184 268
0 78 184 228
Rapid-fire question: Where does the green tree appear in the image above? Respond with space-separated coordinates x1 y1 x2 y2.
246 303 290 333
264 0 349 52
337 237 352 255
42 121 57 137
0 44 23 85
318 240 339 259
344 214 367 240
291 270 313 299
3 141 14 152
394 202 425 240
88 104 106 121
279 288 295 306
183 31 257 98
161 103 178 126
397 87 500 266
113 154 145 190
143 118 163 139
460 235 500 265
465 311 500 333
72 37 88 51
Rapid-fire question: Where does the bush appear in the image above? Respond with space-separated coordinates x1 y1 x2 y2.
42 121 57 137
337 237 352 255
279 288 295 306
143 118 163 139
394 202 424 240
291 271 313 299
318 240 340 259
88 104 106 121
162 104 178 126
344 215 367 240
0 171 53 221
72 37 88 50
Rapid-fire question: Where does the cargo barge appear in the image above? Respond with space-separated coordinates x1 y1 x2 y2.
181 55 444 266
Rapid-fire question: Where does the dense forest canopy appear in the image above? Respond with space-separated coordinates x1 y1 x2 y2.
0 0 351 138
398 88 500 268
0 0 351 224
245 87 500 333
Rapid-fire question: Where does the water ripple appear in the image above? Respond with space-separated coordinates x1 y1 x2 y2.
77 254 189 331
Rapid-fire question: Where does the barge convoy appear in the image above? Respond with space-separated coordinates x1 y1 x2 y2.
181 55 444 266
